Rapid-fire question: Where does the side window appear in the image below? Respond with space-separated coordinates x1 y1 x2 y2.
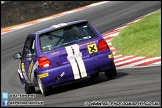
22 37 36 59
30 37 36 58
22 37 31 59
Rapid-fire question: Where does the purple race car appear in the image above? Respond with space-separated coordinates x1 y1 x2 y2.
13 20 117 96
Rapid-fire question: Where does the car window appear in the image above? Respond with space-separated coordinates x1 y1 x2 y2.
39 22 98 52
22 36 36 58
30 37 36 57
22 37 30 58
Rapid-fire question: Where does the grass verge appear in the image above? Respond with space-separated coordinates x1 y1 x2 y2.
111 10 161 57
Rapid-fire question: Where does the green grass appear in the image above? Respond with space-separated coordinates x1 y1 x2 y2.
111 10 161 57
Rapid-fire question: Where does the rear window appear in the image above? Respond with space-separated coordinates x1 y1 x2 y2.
39 22 98 52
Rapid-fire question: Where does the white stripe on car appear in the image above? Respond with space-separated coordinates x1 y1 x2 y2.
65 46 80 80
71 44 87 78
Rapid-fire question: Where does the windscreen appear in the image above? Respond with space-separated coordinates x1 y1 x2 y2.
39 22 98 52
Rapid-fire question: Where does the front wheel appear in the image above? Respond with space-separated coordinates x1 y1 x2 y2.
105 64 117 79
37 75 50 96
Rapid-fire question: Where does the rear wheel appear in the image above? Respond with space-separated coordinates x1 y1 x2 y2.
105 64 117 79
24 83 35 94
37 75 50 96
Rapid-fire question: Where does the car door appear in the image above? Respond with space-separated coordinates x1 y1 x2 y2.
21 36 37 84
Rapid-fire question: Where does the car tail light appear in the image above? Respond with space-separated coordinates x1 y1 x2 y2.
38 56 52 68
98 39 109 52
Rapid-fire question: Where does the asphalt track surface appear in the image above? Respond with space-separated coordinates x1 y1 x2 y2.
1 1 161 107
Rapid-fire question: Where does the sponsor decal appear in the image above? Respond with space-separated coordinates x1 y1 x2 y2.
60 72 65 77
108 54 114 59
19 61 30 84
28 61 34 78
39 73 49 78
80 40 98 47
30 61 38 84
87 43 98 54
21 63 25 71
52 51 59 55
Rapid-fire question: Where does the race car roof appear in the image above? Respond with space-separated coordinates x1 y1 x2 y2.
32 20 88 35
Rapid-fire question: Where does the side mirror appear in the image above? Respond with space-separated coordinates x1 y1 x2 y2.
13 52 22 59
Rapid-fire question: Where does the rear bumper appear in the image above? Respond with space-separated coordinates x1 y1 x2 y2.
39 52 115 87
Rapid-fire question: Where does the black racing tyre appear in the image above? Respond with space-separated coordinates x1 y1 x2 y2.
24 83 35 94
90 72 99 79
105 64 117 79
37 75 50 96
